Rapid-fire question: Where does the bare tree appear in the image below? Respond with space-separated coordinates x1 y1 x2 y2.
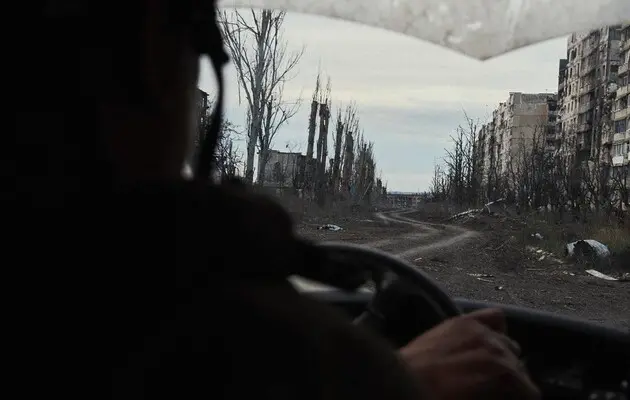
331 103 358 195
440 114 481 206
218 9 303 184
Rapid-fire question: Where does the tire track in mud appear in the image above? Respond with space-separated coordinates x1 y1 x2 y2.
292 210 478 292
367 210 478 259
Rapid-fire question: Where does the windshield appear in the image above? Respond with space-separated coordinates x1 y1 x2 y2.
198 10 629 331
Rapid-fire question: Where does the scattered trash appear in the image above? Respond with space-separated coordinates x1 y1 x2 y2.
414 257 423 262
477 277 493 283
538 255 545 261
317 224 343 231
620 273 630 282
495 286 505 291
562 271 576 276
531 233 543 240
565 240 610 259
585 269 618 281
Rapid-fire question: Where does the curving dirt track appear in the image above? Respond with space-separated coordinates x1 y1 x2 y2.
367 210 478 258
293 209 630 331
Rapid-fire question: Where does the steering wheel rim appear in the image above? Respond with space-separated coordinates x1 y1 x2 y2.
316 242 461 346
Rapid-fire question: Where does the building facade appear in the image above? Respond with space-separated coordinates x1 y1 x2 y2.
557 26 623 161
611 24 629 169
477 92 557 185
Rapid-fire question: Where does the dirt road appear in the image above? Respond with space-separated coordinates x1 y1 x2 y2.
367 210 478 258
294 209 630 331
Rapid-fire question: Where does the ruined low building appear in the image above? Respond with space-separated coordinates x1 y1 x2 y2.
260 150 307 189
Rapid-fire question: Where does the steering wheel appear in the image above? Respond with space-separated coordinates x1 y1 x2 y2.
317 242 461 348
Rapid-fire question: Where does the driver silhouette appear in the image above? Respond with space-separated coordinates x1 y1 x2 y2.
14 1 539 399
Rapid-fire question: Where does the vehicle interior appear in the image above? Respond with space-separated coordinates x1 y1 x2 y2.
298 243 629 400
213 1 630 399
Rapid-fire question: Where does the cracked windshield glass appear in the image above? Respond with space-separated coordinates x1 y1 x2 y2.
199 10 630 330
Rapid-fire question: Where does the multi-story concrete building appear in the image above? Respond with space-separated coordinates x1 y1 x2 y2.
477 92 557 186
555 59 569 147
557 26 623 160
611 24 629 170
386 192 423 208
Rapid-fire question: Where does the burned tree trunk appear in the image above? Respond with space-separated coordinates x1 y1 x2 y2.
303 76 320 195
315 101 330 206
331 111 344 194
341 131 355 198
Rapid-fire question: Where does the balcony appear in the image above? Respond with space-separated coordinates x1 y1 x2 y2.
613 132 627 142
623 40 630 51
612 155 625 166
619 63 629 76
578 101 593 114
616 84 629 98
614 107 629 121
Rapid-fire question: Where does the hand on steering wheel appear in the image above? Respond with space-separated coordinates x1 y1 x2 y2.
316 242 540 400
316 242 460 346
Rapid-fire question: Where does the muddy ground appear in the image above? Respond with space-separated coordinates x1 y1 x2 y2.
295 209 630 331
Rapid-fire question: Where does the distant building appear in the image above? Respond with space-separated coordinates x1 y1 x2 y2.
260 150 307 188
386 192 423 208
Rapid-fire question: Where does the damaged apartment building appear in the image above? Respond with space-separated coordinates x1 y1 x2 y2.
477 92 558 187
611 24 629 172
556 25 628 170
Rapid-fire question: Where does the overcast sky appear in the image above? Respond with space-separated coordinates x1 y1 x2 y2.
198 12 568 192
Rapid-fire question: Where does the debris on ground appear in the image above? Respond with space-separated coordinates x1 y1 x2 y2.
447 209 482 223
585 269 619 281
469 273 494 278
526 246 564 264
446 199 522 226
469 273 494 283
317 224 343 231
482 198 506 215
565 240 610 259
531 233 543 240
